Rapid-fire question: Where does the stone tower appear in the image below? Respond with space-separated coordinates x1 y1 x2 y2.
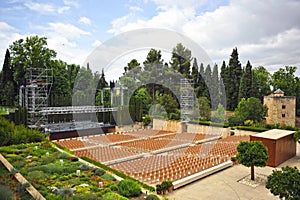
264 89 296 127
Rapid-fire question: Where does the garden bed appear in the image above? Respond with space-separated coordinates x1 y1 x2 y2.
0 141 154 199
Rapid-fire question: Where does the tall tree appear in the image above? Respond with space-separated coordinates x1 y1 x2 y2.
227 48 242 110
220 61 228 108
191 58 199 89
9 36 57 90
0 49 16 106
211 64 220 109
195 63 206 98
238 60 253 101
170 43 192 77
271 66 299 115
252 66 271 102
237 141 268 180
202 64 212 101
271 66 297 96
123 59 141 80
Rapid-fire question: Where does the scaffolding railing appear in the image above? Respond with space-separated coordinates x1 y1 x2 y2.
180 78 194 122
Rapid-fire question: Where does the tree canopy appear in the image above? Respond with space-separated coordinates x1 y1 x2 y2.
236 141 268 180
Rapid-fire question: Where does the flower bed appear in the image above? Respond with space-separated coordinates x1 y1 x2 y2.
0 141 146 199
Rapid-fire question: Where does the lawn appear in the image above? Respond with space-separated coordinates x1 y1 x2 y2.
0 141 133 199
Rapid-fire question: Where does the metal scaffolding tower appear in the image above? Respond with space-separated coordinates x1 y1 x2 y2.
20 67 53 127
180 78 194 122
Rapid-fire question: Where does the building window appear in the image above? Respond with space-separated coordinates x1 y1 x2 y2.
282 114 285 118
282 105 286 109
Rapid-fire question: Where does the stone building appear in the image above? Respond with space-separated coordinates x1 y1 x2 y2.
264 89 296 127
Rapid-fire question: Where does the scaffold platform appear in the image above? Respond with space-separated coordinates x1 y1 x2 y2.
39 106 117 115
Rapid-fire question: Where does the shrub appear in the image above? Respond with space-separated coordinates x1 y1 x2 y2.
79 164 90 171
93 168 105 176
72 193 98 200
0 185 14 200
146 194 160 200
45 194 61 200
101 173 116 181
102 192 128 200
236 126 268 132
118 179 141 197
108 184 118 191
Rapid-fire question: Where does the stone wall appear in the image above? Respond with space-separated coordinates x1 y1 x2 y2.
153 119 230 137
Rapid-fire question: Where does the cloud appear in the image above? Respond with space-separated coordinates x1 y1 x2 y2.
92 40 102 47
47 22 90 39
0 22 23 66
108 0 300 74
24 1 70 14
129 6 143 12
79 17 91 25
37 22 91 65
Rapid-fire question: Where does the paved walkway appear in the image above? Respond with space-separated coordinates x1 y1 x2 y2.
167 144 300 200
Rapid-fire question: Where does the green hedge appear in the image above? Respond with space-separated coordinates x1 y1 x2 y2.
80 156 155 192
236 126 269 132
189 120 229 128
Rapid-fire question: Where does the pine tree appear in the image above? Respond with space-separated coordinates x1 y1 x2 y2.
170 43 192 78
227 48 242 110
211 64 220 109
238 60 253 101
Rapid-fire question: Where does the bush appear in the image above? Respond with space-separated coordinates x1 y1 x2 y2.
79 164 90 171
93 168 105 176
146 194 160 200
72 193 98 200
45 194 61 200
101 173 116 181
0 185 14 200
108 184 118 191
102 192 128 200
118 179 141 197
236 126 268 132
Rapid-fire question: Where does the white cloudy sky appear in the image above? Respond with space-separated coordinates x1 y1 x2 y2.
1 0 300 80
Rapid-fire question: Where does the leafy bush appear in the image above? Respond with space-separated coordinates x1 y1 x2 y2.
0 117 45 146
118 179 141 197
72 193 98 200
108 184 118 191
79 164 90 171
28 171 47 180
102 192 128 200
0 185 14 200
93 168 105 176
101 173 116 181
146 194 160 200
45 194 61 200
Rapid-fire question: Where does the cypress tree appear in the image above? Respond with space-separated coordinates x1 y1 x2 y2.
238 60 253 101
191 58 199 89
196 63 206 98
211 63 220 109
0 49 15 106
227 48 242 110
